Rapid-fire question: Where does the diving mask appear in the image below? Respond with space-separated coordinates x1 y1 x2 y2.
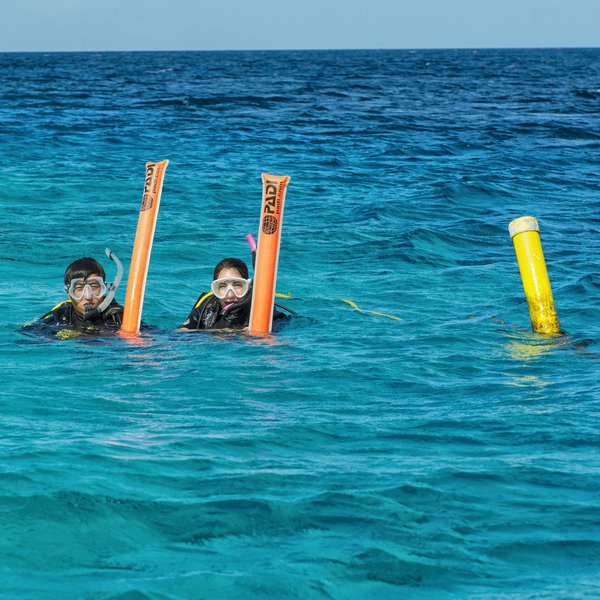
66 276 107 302
211 277 251 300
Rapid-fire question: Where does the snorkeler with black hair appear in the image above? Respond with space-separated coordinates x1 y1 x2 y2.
179 257 289 331
26 249 124 333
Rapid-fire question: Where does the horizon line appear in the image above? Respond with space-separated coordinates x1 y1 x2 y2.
1 45 599 55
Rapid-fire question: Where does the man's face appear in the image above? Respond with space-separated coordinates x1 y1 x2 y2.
66 274 106 316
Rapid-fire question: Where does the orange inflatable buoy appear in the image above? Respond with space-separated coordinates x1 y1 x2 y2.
249 173 290 335
121 160 169 334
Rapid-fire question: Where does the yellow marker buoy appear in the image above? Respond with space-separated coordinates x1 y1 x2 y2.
508 216 561 335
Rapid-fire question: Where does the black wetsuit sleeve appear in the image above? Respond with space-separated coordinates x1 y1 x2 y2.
39 312 59 325
39 302 73 325
273 308 287 321
181 307 202 330
180 292 213 330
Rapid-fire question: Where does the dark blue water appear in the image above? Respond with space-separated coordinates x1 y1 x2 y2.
1 49 600 599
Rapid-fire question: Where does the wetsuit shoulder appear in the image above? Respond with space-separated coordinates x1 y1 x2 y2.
180 292 217 330
38 300 74 325
191 292 213 311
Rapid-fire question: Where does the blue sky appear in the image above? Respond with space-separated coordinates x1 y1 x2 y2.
1 0 599 52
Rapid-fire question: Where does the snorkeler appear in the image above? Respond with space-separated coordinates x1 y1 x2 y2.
29 250 124 332
180 258 254 331
180 257 289 331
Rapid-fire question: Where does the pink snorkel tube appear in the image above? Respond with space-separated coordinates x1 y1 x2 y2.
246 233 257 268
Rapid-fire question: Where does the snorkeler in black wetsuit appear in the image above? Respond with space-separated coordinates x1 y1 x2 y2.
38 297 123 329
180 257 288 331
181 290 252 330
24 251 124 335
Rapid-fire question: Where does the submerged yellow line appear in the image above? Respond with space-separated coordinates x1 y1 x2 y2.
342 299 402 321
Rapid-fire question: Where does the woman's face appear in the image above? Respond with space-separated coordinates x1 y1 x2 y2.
214 267 246 307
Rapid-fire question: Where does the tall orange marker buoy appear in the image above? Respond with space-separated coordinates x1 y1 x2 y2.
121 160 169 334
249 173 290 335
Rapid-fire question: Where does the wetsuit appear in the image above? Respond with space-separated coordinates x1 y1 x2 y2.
35 299 123 330
180 292 287 331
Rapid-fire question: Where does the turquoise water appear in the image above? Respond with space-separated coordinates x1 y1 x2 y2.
1 49 600 598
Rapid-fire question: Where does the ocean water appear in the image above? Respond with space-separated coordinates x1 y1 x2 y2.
1 48 600 599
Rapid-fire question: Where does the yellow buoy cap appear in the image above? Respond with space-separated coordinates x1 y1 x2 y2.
508 216 539 240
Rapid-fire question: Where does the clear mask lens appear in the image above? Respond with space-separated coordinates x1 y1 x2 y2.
67 276 107 301
211 277 251 300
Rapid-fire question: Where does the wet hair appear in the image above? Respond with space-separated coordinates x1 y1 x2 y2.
64 257 106 286
213 257 249 280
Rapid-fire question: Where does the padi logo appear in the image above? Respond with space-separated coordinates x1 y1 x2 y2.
264 180 278 215
262 215 278 235
141 164 157 211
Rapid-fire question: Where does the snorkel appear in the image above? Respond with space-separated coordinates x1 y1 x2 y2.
246 233 257 269
82 247 124 320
